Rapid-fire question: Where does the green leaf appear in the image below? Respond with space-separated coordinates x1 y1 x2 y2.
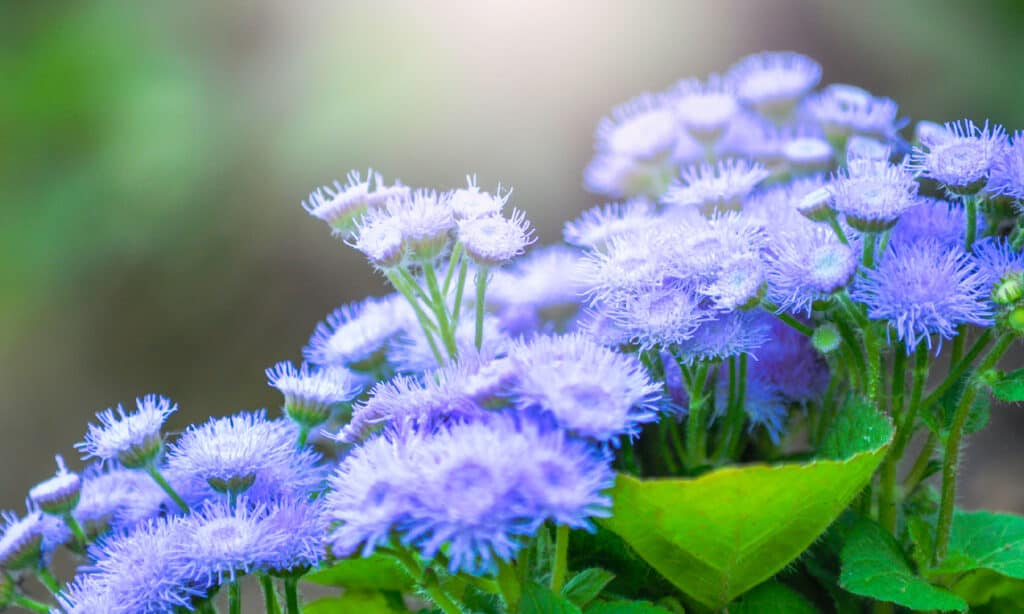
839 518 966 611
561 568 615 607
729 581 819 614
586 601 673 613
988 368 1024 402
926 510 1024 606
599 401 892 610
518 581 582 614
922 376 991 439
303 554 413 591
819 395 893 460
304 590 403 613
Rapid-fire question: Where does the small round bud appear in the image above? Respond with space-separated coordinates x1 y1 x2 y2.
993 275 1024 305
811 323 842 354
797 186 835 222
0 511 46 571
28 456 82 516
1007 306 1024 333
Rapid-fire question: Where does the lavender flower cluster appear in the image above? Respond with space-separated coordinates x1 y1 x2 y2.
2 51 1024 614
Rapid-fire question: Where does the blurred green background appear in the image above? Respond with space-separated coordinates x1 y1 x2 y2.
3 0 1023 511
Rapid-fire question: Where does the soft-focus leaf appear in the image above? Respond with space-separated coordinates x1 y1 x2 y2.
922 376 991 439
729 581 819 614
518 581 582 614
926 510 1024 606
586 600 673 613
303 554 413 591
304 590 403 613
988 368 1024 402
561 568 615 607
600 401 891 609
839 518 966 612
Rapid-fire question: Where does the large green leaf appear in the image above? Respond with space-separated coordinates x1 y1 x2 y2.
599 402 892 609
839 518 966 612
729 581 818 614
927 510 1024 607
586 601 673 613
303 554 413 591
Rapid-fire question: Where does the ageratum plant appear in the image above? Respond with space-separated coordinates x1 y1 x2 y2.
4 51 1024 614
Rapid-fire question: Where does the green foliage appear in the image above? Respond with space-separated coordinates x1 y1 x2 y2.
986 368 1024 402
728 581 818 614
599 401 891 610
304 554 414 591
585 601 674 613
304 590 403 613
839 518 966 611
921 375 991 439
518 582 581 614
560 568 615 608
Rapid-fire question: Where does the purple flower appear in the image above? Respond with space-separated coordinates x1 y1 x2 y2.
583 152 679 199
304 294 414 372
829 159 919 232
458 209 536 266
511 334 662 442
910 119 1008 193
563 199 659 250
726 51 822 117
303 169 409 235
266 361 362 430
986 130 1024 201
852 239 993 352
672 75 741 143
806 84 903 140
165 411 323 503
663 159 770 213
600 282 712 349
674 310 772 365
596 92 680 160
351 189 456 265
29 455 82 516
0 508 49 571
889 198 976 248
971 237 1024 286
69 465 155 538
487 246 586 336
325 416 613 574
752 314 830 404
77 394 177 468
449 176 509 220
765 225 857 315
782 136 833 172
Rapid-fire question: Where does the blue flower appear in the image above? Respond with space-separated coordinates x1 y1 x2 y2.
782 136 833 172
986 131 1024 201
751 314 830 404
304 294 414 372
349 189 456 266
806 84 903 140
389 313 507 374
674 310 772 365
852 239 993 352
766 225 857 315
303 169 409 235
583 152 680 200
829 159 919 232
663 159 770 213
726 51 822 117
69 465 155 538
511 334 662 442
596 92 680 160
487 246 585 336
0 508 50 571
563 199 658 250
672 75 741 143
58 574 123 614
449 176 509 220
29 455 82 516
910 119 1008 193
971 237 1024 286
889 198 976 248
77 394 177 468
325 416 613 574
458 209 536 266
267 361 362 430
600 282 712 349
165 411 324 503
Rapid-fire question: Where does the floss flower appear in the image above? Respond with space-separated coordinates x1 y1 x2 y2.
910 119 1008 193
76 394 177 468
563 199 659 250
595 92 680 160
29 455 82 517
266 361 362 432
663 158 770 212
726 51 822 117
304 294 414 372
987 131 1024 200
458 209 536 266
829 158 919 231
303 169 409 235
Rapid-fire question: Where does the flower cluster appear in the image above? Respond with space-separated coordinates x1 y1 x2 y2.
3 51 1024 614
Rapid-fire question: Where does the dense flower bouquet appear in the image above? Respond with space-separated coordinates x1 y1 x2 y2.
3 51 1024 614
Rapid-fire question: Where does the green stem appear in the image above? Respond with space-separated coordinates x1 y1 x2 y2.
950 327 967 366
964 195 978 252
1012 222 1024 250
935 334 1015 563
878 347 912 535
496 559 521 612
385 547 462 614
826 215 849 245
197 600 218 614
64 513 88 549
296 426 309 449
229 579 241 614
771 310 813 336
903 434 937 491
261 575 282 614
891 345 930 460
423 261 459 358
919 329 993 418
13 595 52 613
442 242 463 295
35 566 60 597
550 524 570 593
284 577 300 614
683 362 710 468
474 267 489 350
861 232 877 271
387 269 445 366
452 258 469 325
143 464 188 512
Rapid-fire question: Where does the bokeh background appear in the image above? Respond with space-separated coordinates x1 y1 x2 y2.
3 0 1024 511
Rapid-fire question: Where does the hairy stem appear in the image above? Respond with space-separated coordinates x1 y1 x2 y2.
964 195 978 252
550 524 570 593
144 464 189 513
683 362 711 468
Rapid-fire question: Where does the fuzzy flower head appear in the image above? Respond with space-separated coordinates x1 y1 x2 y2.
766 225 858 314
303 169 409 235
449 176 509 220
70 466 155 539
326 416 613 574
674 310 772 365
987 131 1024 201
663 159 770 213
487 246 586 336
0 509 48 571
806 84 902 141
77 394 177 468
29 455 82 517
267 361 362 430
583 152 679 200
672 75 740 144
351 189 455 266
726 51 822 118
166 411 323 502
596 92 679 160
458 209 535 266
304 294 414 372
511 334 663 442
889 198 975 248
782 136 833 173
972 237 1024 289
601 282 713 349
852 239 993 352
563 199 659 251
829 159 919 232
910 119 1008 194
